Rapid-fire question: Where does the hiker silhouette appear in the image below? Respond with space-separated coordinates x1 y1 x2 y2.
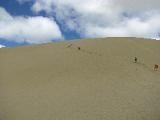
134 57 137 63
154 64 159 71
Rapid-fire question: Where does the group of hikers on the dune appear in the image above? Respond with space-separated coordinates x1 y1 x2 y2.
134 57 159 71
67 44 159 72
67 44 81 50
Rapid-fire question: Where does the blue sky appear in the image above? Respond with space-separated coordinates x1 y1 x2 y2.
0 0 81 47
0 0 160 47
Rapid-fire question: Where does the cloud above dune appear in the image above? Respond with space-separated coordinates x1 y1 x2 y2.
17 0 160 40
0 7 63 44
85 14 160 39
0 44 5 48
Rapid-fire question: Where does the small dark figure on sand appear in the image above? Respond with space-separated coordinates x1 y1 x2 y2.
78 47 81 50
154 64 158 71
134 57 137 63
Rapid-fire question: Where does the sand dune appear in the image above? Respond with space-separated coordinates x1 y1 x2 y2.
0 37 160 120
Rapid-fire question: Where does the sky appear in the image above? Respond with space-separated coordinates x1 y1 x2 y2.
0 0 160 47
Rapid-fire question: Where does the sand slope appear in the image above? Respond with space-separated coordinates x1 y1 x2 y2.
0 37 160 120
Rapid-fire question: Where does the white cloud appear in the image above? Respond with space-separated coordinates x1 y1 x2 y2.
0 44 5 48
17 0 160 40
85 15 160 39
0 7 63 44
113 0 160 13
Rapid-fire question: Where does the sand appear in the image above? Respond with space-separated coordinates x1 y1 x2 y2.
0 37 160 120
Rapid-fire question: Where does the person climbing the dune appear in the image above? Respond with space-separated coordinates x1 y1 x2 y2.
134 57 137 63
154 64 159 71
78 47 81 50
